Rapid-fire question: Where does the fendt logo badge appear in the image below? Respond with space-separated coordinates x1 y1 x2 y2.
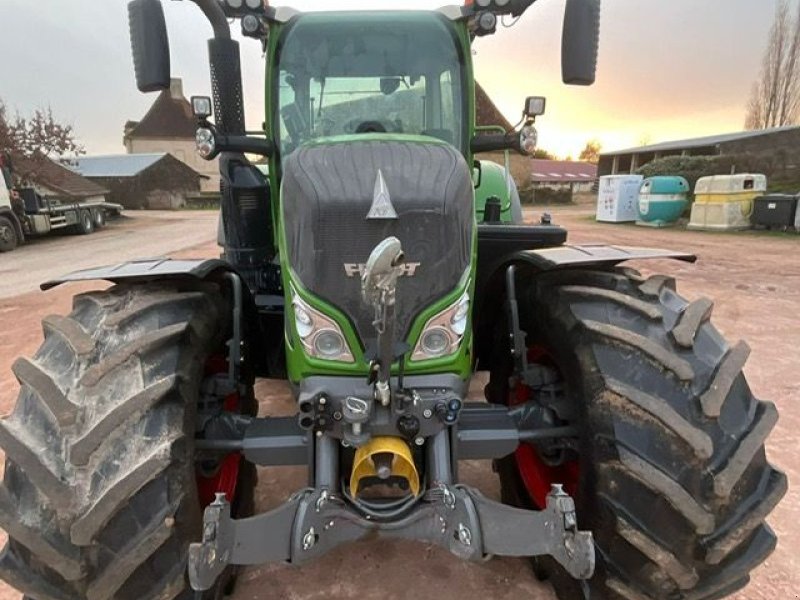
366 169 398 220
353 170 416 276
344 263 421 278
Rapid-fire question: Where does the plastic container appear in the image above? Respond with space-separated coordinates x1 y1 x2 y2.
596 175 643 222
636 176 689 227
795 198 800 231
688 174 766 231
752 194 798 229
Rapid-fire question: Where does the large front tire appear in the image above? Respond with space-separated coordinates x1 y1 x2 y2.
0 215 19 252
492 268 786 600
0 281 253 600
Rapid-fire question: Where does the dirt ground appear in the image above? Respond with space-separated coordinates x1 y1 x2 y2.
0 206 796 600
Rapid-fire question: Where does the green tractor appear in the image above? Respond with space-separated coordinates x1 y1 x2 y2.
0 1 785 599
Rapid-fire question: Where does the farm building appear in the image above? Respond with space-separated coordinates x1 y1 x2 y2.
124 78 219 192
70 153 207 210
598 125 800 178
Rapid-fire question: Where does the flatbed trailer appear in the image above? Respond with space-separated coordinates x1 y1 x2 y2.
0 167 123 252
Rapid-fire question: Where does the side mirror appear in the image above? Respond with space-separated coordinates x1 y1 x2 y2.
524 97 546 118
128 0 171 93
561 0 601 86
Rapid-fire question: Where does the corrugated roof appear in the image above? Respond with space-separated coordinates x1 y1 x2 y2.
14 155 108 198
531 159 597 183
604 125 800 156
70 154 168 178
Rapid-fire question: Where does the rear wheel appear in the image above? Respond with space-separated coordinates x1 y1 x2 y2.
0 215 18 252
0 280 254 600
490 267 786 599
92 209 106 229
74 209 94 235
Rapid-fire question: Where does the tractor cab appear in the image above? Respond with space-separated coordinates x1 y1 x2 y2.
274 12 467 156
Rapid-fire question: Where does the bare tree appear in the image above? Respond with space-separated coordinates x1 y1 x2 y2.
0 98 84 179
745 1 800 129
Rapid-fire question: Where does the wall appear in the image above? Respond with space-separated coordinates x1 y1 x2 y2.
721 129 800 183
125 138 219 192
599 129 800 178
90 160 202 210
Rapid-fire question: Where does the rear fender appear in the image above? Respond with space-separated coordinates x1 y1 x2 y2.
475 160 521 224
473 245 696 369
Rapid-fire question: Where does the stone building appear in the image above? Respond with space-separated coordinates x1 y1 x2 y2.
124 79 219 192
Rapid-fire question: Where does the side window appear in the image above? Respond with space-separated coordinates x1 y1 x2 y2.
439 71 455 130
435 70 461 147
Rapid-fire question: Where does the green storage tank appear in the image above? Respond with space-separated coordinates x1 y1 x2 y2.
637 176 690 227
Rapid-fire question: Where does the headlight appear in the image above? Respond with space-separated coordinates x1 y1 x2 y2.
314 330 346 359
196 128 216 160
291 290 354 363
421 327 451 356
519 125 538 156
412 290 471 361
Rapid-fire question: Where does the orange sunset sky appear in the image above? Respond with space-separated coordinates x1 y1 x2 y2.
0 0 782 159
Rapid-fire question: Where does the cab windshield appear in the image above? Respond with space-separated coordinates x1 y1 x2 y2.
275 12 466 156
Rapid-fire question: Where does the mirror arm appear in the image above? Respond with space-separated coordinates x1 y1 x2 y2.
188 0 231 39
216 134 275 158
471 133 517 154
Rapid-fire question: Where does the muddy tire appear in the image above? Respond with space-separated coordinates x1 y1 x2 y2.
0 280 254 600
491 268 786 600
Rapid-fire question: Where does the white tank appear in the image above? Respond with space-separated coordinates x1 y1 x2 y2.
596 175 643 223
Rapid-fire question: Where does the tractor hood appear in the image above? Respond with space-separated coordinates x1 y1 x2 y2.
281 137 474 350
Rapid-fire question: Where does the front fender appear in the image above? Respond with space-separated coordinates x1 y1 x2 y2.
41 258 237 291
512 244 696 270
473 244 697 370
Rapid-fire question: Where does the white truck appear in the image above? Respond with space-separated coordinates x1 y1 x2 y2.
0 163 122 252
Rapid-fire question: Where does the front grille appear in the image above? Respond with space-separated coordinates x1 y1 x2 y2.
282 139 474 350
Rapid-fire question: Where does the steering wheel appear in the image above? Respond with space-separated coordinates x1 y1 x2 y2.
354 120 388 134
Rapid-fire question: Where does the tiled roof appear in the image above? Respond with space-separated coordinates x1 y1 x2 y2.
124 89 196 140
531 159 597 183
476 82 514 131
14 155 108 198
